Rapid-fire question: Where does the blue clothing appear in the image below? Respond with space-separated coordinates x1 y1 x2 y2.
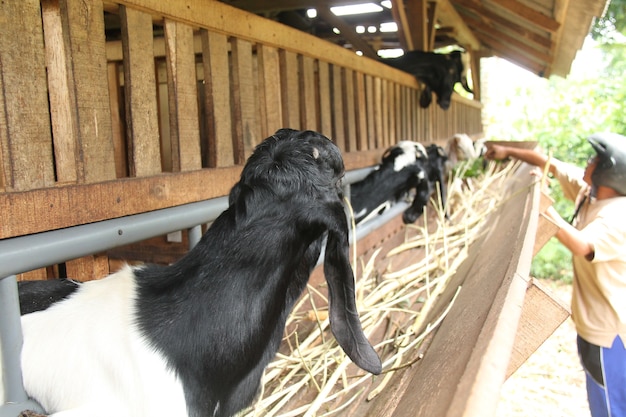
578 335 626 417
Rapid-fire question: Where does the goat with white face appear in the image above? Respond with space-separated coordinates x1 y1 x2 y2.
6 129 381 417
350 141 428 224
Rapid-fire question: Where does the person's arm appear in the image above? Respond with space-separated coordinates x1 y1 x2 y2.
544 205 594 259
485 144 557 176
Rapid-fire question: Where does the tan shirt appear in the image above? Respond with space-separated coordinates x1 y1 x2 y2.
552 159 626 348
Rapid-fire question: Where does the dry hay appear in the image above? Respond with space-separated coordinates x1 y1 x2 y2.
242 159 521 417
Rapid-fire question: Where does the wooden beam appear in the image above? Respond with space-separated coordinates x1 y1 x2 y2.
480 43 547 76
436 0 481 50
403 0 427 50
316 6 378 59
458 7 553 50
454 0 560 34
470 20 553 63
487 0 560 33
475 31 550 75
427 1 439 50
0 168 241 239
390 0 414 51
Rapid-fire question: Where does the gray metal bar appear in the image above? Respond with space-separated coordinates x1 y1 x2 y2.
0 166 381 415
0 196 228 280
353 201 409 242
343 166 374 185
0 276 26 404
0 276 45 417
188 225 203 250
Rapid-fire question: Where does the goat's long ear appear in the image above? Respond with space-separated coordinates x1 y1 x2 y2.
460 77 473 94
419 86 433 108
324 204 382 375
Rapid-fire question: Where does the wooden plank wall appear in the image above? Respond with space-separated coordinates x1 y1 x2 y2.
0 0 483 279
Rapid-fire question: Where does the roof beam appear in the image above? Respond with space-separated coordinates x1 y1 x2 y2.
476 32 548 76
453 0 560 33
401 0 427 50
455 3 553 50
316 6 379 59
488 0 560 32
390 0 414 50
436 0 480 50
474 25 552 64
463 15 552 62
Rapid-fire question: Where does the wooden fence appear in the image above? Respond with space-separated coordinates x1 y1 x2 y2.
0 0 482 278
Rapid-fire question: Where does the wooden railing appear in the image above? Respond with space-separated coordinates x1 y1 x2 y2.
0 0 482 241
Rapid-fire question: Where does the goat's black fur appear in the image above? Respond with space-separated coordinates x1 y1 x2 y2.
382 50 472 110
18 279 80 315
14 129 380 417
350 142 448 225
402 144 448 223
134 129 380 416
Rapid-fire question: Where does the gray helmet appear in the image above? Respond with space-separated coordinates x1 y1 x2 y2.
588 132 626 196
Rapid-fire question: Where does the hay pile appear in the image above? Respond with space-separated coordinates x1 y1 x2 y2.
242 159 520 417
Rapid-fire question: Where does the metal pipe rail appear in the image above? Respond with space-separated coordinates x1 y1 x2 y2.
0 166 400 417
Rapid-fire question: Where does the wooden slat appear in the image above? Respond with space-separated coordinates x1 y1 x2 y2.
279 50 301 130
257 45 283 138
0 167 242 239
0 0 55 191
230 38 258 161
354 72 368 151
120 5 161 177
343 68 358 152
164 19 202 172
62 0 116 183
107 62 128 178
42 0 78 183
365 75 375 150
200 30 234 168
116 0 419 86
331 65 346 152
299 55 317 130
375 77 384 149
317 60 332 138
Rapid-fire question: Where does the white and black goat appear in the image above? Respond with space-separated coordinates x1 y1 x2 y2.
349 141 448 225
4 129 381 417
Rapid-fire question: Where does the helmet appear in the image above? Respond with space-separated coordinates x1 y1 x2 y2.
588 132 626 195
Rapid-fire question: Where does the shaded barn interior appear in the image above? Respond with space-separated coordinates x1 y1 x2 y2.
0 0 609 416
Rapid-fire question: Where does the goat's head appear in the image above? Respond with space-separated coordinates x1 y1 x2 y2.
230 128 382 375
423 50 473 110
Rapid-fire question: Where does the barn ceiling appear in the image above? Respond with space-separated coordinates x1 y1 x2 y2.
218 0 610 78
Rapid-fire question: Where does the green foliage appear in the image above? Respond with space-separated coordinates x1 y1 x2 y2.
591 0 626 41
531 240 573 284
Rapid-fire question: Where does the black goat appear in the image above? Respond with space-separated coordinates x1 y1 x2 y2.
350 141 448 224
382 50 473 110
5 129 381 417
